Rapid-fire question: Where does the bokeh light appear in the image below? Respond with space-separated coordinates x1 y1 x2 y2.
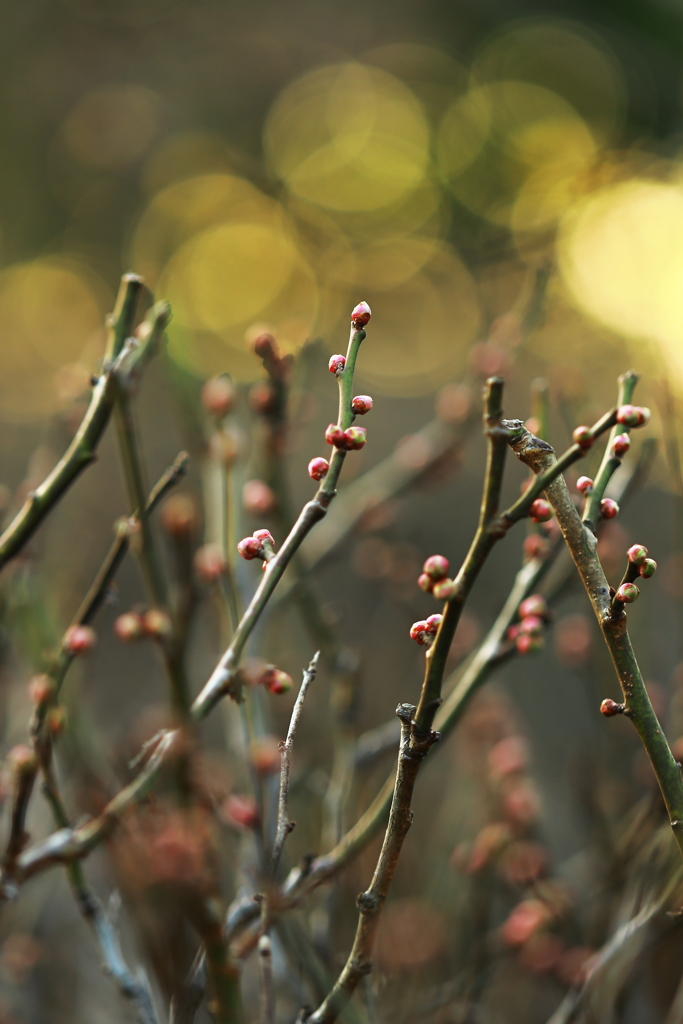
63 86 161 170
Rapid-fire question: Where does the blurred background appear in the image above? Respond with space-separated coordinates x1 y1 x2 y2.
2 0 683 1021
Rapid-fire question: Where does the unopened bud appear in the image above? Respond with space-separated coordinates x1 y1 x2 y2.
252 332 277 360
425 614 443 635
423 555 449 581
433 578 459 600
7 745 37 775
410 620 430 645
328 354 346 374
308 457 329 480
600 498 619 520
325 424 345 447
201 376 236 418
516 633 544 655
225 794 259 830
616 404 639 427
243 480 276 516
576 476 593 495
46 706 67 737
612 433 630 458
519 595 548 620
261 666 292 694
63 624 96 656
351 395 373 415
193 544 226 583
530 499 553 523
249 381 277 415
572 425 592 450
342 426 366 450
351 301 372 329
237 536 263 560
160 494 196 538
639 558 657 578
519 615 543 636
417 572 434 593
627 544 648 565
142 609 173 639
600 698 623 717
636 407 651 426
523 534 550 561
114 612 144 643
615 582 639 603
28 674 55 706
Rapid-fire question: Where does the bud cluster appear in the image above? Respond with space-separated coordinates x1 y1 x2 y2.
237 529 275 562
325 424 367 451
417 555 459 600
507 595 550 655
113 608 173 643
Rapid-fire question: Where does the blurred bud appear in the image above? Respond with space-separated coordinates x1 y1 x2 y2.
555 947 595 987
616 404 639 427
463 822 513 873
193 544 226 583
417 572 434 593
351 301 372 329
523 534 550 561
435 382 472 424
63 625 96 656
114 612 144 643
160 493 197 538
503 783 540 826
201 376 236 418
470 342 510 378
518 933 564 975
612 433 630 457
499 840 548 886
433 578 459 600
252 332 277 359
224 794 259 830
7 745 38 776
260 665 292 694
410 620 429 645
249 735 281 774
46 706 67 737
519 595 548 620
554 614 592 667
249 380 277 415
516 633 544 655
28 674 55 706
489 736 528 779
519 615 543 636
142 609 172 639
209 430 239 467
243 480 276 516
501 900 550 948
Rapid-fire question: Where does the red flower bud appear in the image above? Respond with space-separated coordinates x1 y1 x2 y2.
616 404 639 427
600 698 623 717
615 582 639 603
432 578 459 600
237 536 263 560
425 614 443 635
46 706 67 737
423 555 450 581
308 457 329 480
325 424 345 447
63 624 96 656
417 572 434 593
201 376 236 418
523 534 550 561
328 354 346 374
639 558 657 578
530 499 553 523
253 529 274 546
142 609 173 639
516 633 544 655
576 476 593 495
600 498 619 520
519 615 544 636
114 612 144 643
636 406 651 426
193 543 226 583
7 745 38 776
410 620 429 644
262 667 293 694
225 794 259 830
519 595 548 620
28 673 55 706
343 426 367 450
627 544 648 565
351 395 373 415
572 425 593 449
612 433 630 457
506 624 520 641
252 332 277 359
243 479 276 516
351 301 372 329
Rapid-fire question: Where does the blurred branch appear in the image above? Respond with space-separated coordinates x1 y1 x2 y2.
271 652 319 877
0 274 143 572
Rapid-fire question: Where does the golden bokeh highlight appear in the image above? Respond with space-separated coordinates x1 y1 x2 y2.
0 260 105 420
264 63 430 212
557 179 683 378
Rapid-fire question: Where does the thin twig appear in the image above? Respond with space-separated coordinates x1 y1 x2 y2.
258 935 274 1024
0 274 143 572
271 652 319 877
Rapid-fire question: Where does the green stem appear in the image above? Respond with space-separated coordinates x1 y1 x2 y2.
583 371 639 531
0 275 143 572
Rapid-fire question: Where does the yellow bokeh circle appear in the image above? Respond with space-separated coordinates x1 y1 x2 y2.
264 62 430 212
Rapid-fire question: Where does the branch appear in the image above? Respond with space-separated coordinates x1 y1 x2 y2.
0 274 143 572
2 749 38 884
508 395 683 861
582 371 639 531
271 652 319 877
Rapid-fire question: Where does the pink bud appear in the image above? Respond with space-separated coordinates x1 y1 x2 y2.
423 555 450 581
576 476 593 495
351 395 373 415
636 407 651 426
263 667 293 694
7 745 38 776
516 633 544 655
351 301 372 329
237 536 263 560
612 433 630 457
252 332 277 359
417 573 434 593
410 620 429 644
627 544 648 565
328 354 346 374
64 624 96 655
432 578 459 600
519 595 548 620
425 614 443 635
243 480 276 516
572 425 592 449
201 376 236 418
253 529 274 545
249 380 277 415
600 498 619 520
639 558 657 578
616 404 639 427
225 794 259 830
530 499 553 523
114 612 144 643
142 609 172 639
28 674 55 706
193 544 226 583
308 457 329 480
519 615 543 636
325 424 345 447
523 535 550 561
343 426 367 450
615 582 639 603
